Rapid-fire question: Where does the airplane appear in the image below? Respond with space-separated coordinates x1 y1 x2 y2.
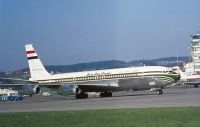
172 66 200 88
182 75 200 88
23 44 180 99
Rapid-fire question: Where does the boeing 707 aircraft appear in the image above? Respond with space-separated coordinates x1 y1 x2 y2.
24 44 180 99
172 66 200 88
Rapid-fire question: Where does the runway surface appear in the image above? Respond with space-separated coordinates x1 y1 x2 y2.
0 86 200 112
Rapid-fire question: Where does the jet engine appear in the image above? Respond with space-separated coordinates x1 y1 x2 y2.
19 84 40 96
57 84 79 95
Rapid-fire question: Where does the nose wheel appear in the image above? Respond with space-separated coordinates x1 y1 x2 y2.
156 89 163 95
100 91 112 97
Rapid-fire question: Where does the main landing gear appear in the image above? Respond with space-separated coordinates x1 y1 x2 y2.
75 91 113 99
100 91 112 97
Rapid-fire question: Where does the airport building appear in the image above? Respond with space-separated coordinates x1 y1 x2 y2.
184 33 200 75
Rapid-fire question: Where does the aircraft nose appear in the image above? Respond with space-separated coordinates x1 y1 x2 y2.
175 73 181 82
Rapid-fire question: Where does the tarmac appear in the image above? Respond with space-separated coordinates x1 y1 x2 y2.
0 86 200 112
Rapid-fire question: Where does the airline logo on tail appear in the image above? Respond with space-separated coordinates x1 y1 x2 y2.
26 50 38 60
26 45 38 60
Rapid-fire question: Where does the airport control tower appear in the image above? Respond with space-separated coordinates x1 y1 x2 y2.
185 33 200 74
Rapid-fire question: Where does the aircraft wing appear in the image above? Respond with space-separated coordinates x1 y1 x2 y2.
0 77 38 84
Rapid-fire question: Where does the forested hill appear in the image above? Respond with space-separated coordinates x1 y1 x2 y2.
45 56 189 73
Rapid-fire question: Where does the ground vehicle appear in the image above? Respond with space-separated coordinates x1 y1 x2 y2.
0 89 24 101
42 92 51 96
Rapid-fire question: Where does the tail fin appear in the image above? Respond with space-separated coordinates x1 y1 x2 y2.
25 44 50 81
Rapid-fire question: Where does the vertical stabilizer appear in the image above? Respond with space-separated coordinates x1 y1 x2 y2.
25 44 50 81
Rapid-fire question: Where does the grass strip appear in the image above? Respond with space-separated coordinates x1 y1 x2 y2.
0 107 200 127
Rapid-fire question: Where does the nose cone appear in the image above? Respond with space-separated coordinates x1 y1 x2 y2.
174 73 181 82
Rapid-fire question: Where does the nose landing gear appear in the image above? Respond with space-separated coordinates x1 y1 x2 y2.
150 88 163 95
100 91 112 97
156 89 163 95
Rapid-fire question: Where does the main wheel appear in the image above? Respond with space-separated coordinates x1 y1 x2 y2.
108 92 112 97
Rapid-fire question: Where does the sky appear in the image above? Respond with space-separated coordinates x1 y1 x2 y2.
0 0 200 71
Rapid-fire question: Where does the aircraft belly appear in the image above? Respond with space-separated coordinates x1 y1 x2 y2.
118 77 166 90
77 80 119 92
78 85 119 92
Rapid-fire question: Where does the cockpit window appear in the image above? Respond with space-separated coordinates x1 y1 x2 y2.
168 71 176 74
